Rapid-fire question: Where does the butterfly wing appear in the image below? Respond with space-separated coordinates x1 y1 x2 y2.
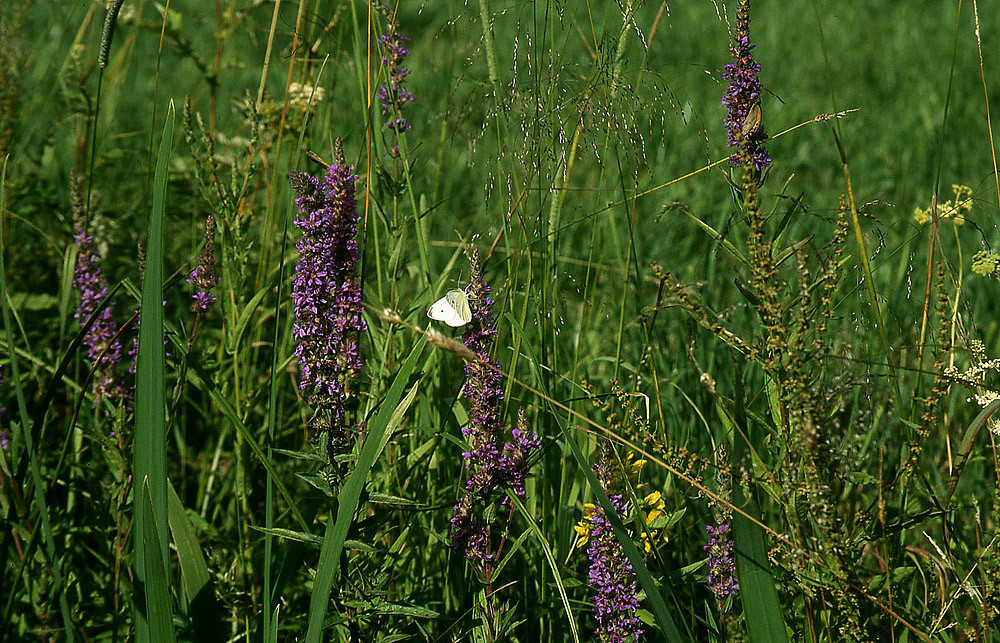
427 290 472 328
427 291 469 327
427 296 455 322
446 289 472 326
740 103 762 139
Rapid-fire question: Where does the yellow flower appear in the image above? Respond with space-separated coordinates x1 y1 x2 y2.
639 491 670 552
623 451 647 477
972 251 1000 277
913 184 972 226
574 504 597 548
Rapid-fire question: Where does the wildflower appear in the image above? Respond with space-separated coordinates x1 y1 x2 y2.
574 503 598 549
972 251 1000 278
449 494 492 563
71 172 124 403
575 492 669 555
623 451 646 477
584 449 643 643
288 82 326 110
721 0 771 173
449 251 540 564
943 353 1000 431
638 491 669 553
913 184 973 225
704 522 739 599
375 9 414 132
187 214 218 312
289 140 366 473
574 450 669 554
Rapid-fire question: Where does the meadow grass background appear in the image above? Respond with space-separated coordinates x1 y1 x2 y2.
2 0 1000 640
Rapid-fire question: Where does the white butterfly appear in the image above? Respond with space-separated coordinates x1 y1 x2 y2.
427 289 472 327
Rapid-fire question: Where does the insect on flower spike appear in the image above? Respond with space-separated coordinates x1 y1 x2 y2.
427 289 472 327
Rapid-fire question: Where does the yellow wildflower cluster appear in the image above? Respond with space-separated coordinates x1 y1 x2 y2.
913 184 973 225
574 453 672 553
972 251 1000 278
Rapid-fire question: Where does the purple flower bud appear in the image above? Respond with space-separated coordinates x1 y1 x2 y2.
585 454 643 643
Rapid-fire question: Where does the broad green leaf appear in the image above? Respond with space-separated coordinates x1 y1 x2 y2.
166 480 209 606
140 480 176 643
133 100 175 642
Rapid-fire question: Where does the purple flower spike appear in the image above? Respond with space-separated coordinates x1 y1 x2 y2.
722 0 771 173
449 251 540 566
188 214 218 312
705 523 739 599
376 12 414 132
71 174 124 404
289 140 366 474
73 226 125 403
585 453 643 643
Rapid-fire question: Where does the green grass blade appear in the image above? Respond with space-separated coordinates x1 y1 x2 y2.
133 99 176 641
945 399 1000 505
225 283 271 355
508 494 580 643
304 339 425 643
185 363 310 532
731 366 788 643
684 210 750 268
732 497 788 643
832 130 904 416
167 480 209 604
167 479 225 641
140 480 177 643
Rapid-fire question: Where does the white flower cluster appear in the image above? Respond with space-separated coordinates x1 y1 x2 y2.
288 83 326 111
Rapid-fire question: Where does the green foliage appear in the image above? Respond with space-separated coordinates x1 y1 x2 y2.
2 0 1000 641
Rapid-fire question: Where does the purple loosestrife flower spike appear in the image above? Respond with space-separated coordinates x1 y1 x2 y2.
705 523 739 599
70 172 124 404
722 0 771 173
586 451 643 643
289 140 366 475
188 214 218 312
376 8 414 132
449 251 540 565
